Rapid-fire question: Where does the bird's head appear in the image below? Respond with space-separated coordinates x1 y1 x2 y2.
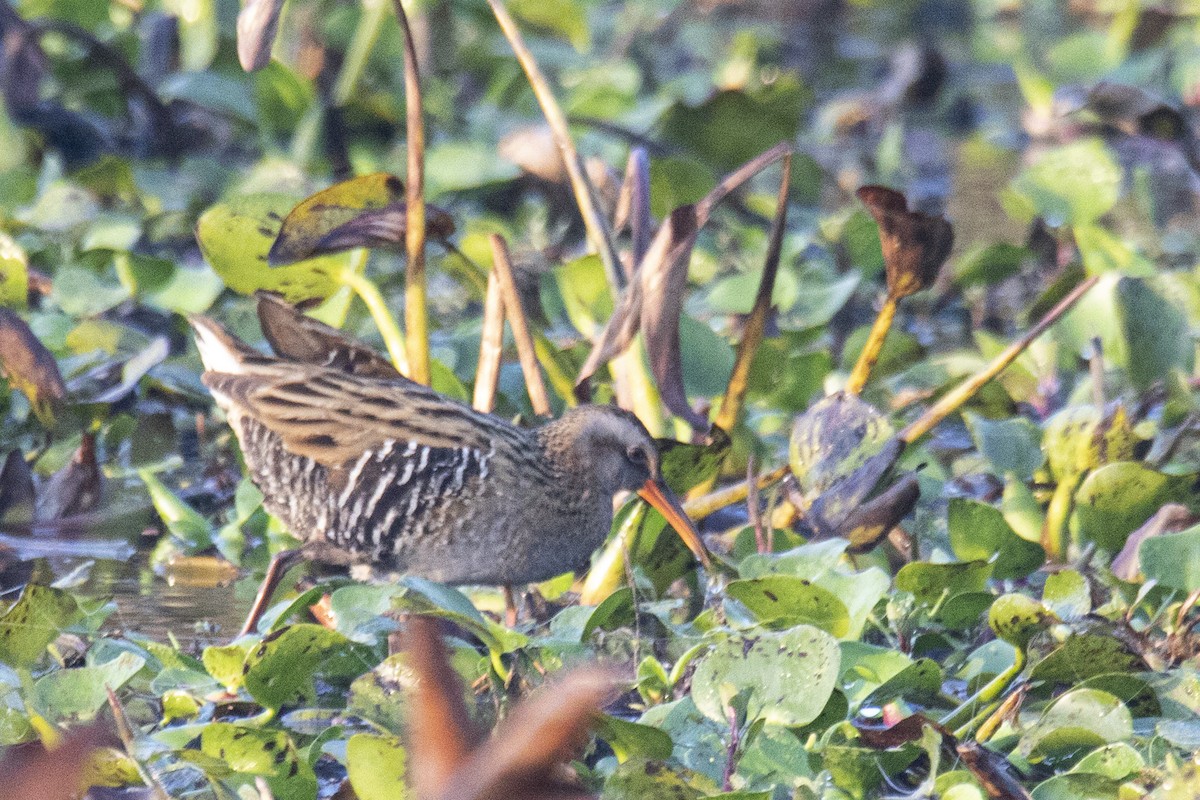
546 405 713 570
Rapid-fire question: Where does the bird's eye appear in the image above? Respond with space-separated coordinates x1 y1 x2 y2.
626 446 648 466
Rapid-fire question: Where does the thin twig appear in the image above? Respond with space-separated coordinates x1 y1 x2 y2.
721 704 742 792
106 686 170 800
473 270 505 413
489 235 552 416
900 275 1100 443
392 0 431 385
684 464 791 521
746 455 766 554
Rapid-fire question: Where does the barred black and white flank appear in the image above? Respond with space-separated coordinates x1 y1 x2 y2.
189 294 709 631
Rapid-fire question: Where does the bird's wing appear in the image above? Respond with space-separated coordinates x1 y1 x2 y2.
203 367 510 467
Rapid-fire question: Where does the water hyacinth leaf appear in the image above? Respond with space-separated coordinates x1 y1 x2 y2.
139 469 214 550
600 757 712 799
895 560 993 606
965 412 1045 481
30 652 145 722
691 626 840 727
582 587 635 639
988 593 1055 648
856 185 953 300
1042 570 1091 621
236 0 284 71
1018 688 1133 762
1072 462 1192 552
1117 277 1193 390
658 84 807 173
954 242 1027 287
1072 743 1143 780
1042 405 1136 481
948 498 1045 580
267 173 454 266
1110 504 1195 582
861 658 943 708
346 733 408 800
1138 523 1200 591
398 577 529 656
1029 772 1122 800
0 232 28 307
200 722 317 798
0 584 81 668
242 624 373 709
726 576 851 637
1008 138 1122 226
657 426 730 494
195 193 344 302
1030 633 1145 687
0 308 66 427
591 715 675 762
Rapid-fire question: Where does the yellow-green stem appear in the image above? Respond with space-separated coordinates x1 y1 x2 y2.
340 266 410 376
940 648 1026 733
846 295 898 395
684 464 790 521
392 0 430 386
1043 475 1080 562
332 0 389 106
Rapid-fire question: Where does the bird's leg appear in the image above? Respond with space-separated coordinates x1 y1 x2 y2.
238 549 305 638
502 584 518 627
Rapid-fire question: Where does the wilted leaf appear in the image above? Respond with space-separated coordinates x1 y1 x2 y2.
256 291 401 378
0 307 66 427
237 0 285 72
856 186 953 299
268 173 454 266
1110 504 1195 582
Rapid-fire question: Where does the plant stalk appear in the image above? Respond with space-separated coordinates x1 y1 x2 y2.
845 295 898 395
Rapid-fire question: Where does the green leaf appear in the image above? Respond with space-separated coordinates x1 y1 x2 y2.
726 576 850 637
1042 570 1091 621
0 584 81 668
242 624 373 710
30 652 145 722
139 469 214 550
592 715 674 762
964 412 1045 481
1019 689 1132 763
1009 139 1122 226
346 734 408 800
691 626 840 727
0 233 28 308
1138 523 1200 592
948 499 1045 580
200 722 317 799
195 193 345 303
1072 462 1192 552
1117 277 1194 390
895 560 993 606
1030 634 1144 687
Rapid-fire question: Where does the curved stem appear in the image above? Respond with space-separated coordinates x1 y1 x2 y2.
940 647 1026 733
340 264 410 376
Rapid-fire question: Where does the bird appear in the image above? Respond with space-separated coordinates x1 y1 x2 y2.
189 294 713 636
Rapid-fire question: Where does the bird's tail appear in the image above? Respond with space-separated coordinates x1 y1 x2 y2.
188 314 260 376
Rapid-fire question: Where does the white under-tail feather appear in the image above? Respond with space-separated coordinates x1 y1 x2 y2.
188 315 255 376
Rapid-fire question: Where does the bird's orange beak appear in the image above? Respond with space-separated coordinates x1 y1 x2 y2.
638 478 713 572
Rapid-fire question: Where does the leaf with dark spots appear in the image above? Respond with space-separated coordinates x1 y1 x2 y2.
0 307 66 427
267 173 455 266
656 425 730 494
856 185 953 300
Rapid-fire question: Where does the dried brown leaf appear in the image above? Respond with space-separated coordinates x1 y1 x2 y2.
857 185 953 300
36 432 102 521
1111 503 1197 582
0 307 66 427
256 292 401 379
236 0 285 72
0 449 35 525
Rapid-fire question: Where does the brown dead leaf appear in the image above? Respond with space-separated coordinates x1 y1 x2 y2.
267 174 455 266
0 307 66 427
0 723 114 800
236 0 285 72
35 432 102 522
956 741 1034 800
0 450 35 525
856 186 953 300
256 292 402 379
404 616 617 800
